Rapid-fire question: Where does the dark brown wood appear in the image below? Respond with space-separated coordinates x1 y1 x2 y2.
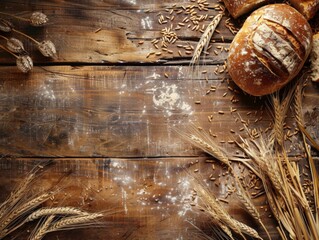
0 65 317 157
0 0 318 239
0 158 280 240
0 0 236 64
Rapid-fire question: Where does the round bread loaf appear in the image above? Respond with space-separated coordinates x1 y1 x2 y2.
227 4 313 96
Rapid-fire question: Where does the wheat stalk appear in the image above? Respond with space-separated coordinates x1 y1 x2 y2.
294 79 319 230
0 192 52 232
191 13 223 66
173 124 230 167
0 172 35 219
30 215 55 240
232 219 262 240
3 207 89 237
270 86 295 147
195 182 247 239
47 213 103 232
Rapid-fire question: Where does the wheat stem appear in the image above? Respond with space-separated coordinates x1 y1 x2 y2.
0 44 18 58
13 28 40 45
47 213 103 233
0 11 29 22
30 215 55 240
4 207 88 236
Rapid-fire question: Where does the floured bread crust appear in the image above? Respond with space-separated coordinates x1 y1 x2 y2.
227 4 313 96
289 0 319 20
223 0 269 18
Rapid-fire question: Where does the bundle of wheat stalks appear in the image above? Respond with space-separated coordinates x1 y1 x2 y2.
0 11 56 73
0 163 104 240
178 78 319 239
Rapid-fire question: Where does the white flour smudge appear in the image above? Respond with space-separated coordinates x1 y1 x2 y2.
150 83 192 116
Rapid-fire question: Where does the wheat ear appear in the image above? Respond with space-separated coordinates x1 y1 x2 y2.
191 13 223 66
270 87 294 147
30 215 55 240
4 207 89 236
0 172 35 218
173 124 230 166
0 192 52 233
194 180 247 240
47 213 103 233
233 219 263 240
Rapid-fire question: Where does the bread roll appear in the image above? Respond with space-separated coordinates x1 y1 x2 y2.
289 0 319 20
222 0 269 18
310 33 319 82
227 4 313 96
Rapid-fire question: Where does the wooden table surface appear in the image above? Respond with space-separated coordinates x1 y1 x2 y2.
0 1 318 239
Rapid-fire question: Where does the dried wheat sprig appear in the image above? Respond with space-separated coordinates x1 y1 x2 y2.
276 149 318 240
232 218 262 240
28 207 89 222
191 13 223 66
220 224 234 240
3 207 89 237
173 124 231 167
177 125 270 238
47 213 103 233
0 35 25 53
294 82 304 127
0 44 33 72
0 11 48 26
195 182 247 239
12 28 56 58
30 215 55 240
0 172 36 219
235 165 271 239
0 192 52 234
16 54 33 72
29 12 49 26
298 124 319 151
270 87 294 147
0 18 13 32
238 136 283 193
0 163 51 220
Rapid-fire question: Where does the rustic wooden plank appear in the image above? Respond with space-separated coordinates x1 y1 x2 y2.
0 0 236 64
0 65 317 157
0 157 280 239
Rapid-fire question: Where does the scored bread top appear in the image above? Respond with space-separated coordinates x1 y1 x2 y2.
228 4 313 96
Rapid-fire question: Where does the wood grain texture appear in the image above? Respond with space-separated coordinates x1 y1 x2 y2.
0 0 318 239
0 65 317 157
0 0 234 64
0 158 280 240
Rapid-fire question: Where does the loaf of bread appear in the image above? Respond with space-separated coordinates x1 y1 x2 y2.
289 0 319 20
310 33 319 82
222 0 269 18
227 4 313 96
